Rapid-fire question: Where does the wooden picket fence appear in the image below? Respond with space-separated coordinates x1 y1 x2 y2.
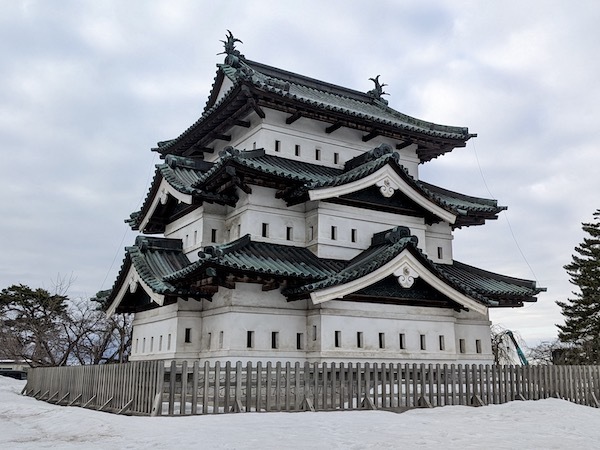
23 360 163 415
24 361 600 416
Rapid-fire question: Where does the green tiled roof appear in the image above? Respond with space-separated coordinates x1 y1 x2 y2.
153 54 474 161
107 227 543 313
129 146 505 232
127 155 237 231
164 235 337 283
104 236 199 312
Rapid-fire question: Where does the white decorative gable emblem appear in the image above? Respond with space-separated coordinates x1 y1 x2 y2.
393 262 419 288
376 176 400 198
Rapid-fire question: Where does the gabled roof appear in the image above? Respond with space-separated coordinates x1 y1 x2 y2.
153 36 474 162
126 155 237 232
128 145 505 232
104 227 543 315
104 236 200 315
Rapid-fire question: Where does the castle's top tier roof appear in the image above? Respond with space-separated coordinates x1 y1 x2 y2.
154 32 475 162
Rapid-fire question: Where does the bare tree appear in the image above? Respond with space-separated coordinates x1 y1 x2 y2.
0 284 132 366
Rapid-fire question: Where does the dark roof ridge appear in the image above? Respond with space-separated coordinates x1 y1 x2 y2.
344 143 395 172
448 260 546 291
419 181 505 209
244 59 375 103
134 235 183 252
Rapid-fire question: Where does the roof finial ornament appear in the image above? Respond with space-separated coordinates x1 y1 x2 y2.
367 75 389 105
219 30 245 68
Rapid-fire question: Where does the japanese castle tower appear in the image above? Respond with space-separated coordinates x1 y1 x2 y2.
105 33 544 365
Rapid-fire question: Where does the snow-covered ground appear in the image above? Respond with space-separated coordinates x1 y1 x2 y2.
1 376 599 449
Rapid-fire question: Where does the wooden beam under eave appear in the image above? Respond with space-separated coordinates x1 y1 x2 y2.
212 133 231 142
248 98 266 119
325 122 343 134
233 119 251 128
362 129 379 142
285 111 302 125
395 140 414 150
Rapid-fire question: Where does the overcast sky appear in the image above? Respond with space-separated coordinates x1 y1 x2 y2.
2 0 599 346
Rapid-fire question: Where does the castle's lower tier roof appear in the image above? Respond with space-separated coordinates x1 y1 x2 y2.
104 227 544 316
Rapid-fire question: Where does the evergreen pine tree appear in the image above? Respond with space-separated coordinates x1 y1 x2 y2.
556 210 600 363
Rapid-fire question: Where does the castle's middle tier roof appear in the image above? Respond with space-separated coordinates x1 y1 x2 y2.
128 146 505 233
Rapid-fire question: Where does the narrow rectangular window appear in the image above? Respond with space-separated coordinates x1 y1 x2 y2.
308 226 314 241
351 228 357 243
207 332 212 349
286 226 293 241
437 246 443 259
295 144 301 156
247 331 254 348
185 234 189 247
142 338 146 353
271 331 279 349
439 335 445 351
331 225 337 240
194 230 198 245
333 152 339 164
253 141 256 149
459 339 466 354
334 330 341 348
167 334 171 350
237 224 241 237
312 325 317 341
219 331 224 349
357 332 363 348
275 140 281 152
185 328 191 343
315 148 321 160
135 338 139 353
420 334 426 350
476 339 482 354
150 336 154 352
262 223 269 238
159 335 163 351
379 332 385 349
211 228 217 243
297 333 304 350
399 333 406 350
